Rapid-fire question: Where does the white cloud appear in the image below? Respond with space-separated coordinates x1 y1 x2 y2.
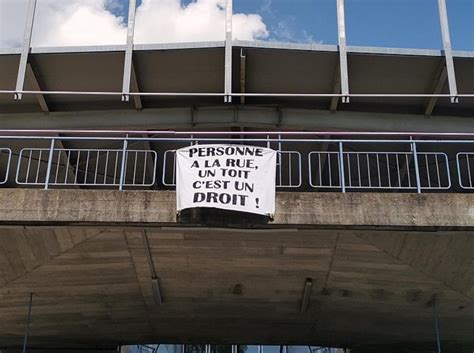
0 0 268 48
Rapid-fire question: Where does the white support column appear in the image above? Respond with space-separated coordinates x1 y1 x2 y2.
14 0 37 101
437 0 458 103
122 0 138 102
336 0 349 103
224 0 233 103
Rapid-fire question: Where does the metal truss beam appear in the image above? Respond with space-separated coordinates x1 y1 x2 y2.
130 62 143 110
26 63 49 112
122 0 137 102
336 0 349 103
14 0 37 101
224 0 233 103
330 60 342 112
437 0 458 103
425 62 448 116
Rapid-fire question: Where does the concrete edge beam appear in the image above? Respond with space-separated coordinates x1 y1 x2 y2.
1 189 473 228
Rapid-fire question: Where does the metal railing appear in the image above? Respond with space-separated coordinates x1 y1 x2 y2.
0 148 12 185
309 151 450 190
457 153 474 189
0 131 472 193
15 147 157 188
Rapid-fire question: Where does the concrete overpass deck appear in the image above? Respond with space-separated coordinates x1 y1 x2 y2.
0 190 472 352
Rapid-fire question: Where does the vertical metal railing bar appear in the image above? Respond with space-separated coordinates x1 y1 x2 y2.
412 142 422 193
44 139 55 190
318 154 322 186
366 154 371 188
376 154 381 187
54 151 61 185
357 153 362 187
435 155 441 188
74 151 80 184
278 135 282 185
289 152 292 186
386 154 391 188
114 151 119 183
85 151 90 185
64 151 71 184
94 151 100 184
425 154 431 188
443 153 451 189
406 154 412 188
35 150 42 185
119 138 129 190
133 151 138 184
467 155 472 187
346 153 351 187
25 150 32 184
328 153 333 186
396 154 401 187
338 142 345 192
104 151 109 185
143 152 147 185
173 152 176 186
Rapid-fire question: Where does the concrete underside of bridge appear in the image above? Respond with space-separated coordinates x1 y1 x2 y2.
0 190 473 353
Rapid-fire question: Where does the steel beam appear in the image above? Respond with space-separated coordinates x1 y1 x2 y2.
121 0 138 102
224 0 233 103
130 62 143 110
330 60 342 111
425 62 448 115
336 0 349 103
14 0 37 101
1 107 474 133
437 0 458 103
26 63 49 112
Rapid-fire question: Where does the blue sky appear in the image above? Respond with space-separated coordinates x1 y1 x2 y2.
108 0 473 50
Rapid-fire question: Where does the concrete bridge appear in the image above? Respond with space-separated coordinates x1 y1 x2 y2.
0 189 472 353
1 1 473 349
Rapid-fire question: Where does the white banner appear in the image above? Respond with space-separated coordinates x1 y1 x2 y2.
176 144 277 216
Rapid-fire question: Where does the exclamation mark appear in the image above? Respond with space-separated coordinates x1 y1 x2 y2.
255 198 260 208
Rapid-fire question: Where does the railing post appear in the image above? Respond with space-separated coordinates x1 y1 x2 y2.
44 138 55 190
119 137 128 191
412 141 422 193
338 141 346 193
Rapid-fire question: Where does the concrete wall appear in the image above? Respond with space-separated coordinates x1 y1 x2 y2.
0 189 473 228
